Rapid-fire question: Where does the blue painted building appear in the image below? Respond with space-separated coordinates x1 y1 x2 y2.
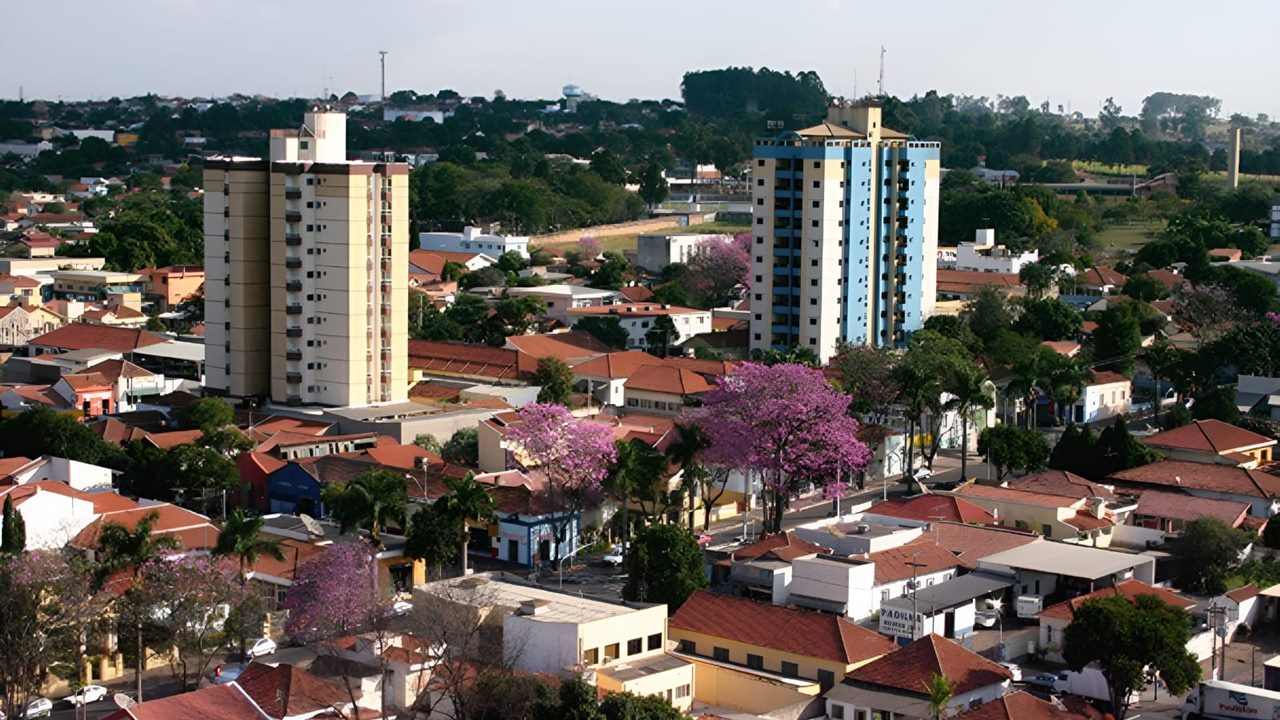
748 101 941 361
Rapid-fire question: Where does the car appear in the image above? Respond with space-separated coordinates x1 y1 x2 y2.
66 685 108 707
601 545 625 566
0 697 54 719
999 662 1022 682
1024 673 1058 690
246 637 277 659
388 600 413 616
209 663 246 686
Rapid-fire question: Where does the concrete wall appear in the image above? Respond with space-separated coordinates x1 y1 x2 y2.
687 658 818 714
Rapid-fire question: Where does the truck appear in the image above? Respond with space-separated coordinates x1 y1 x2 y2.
1053 666 1140 705
1182 679 1280 720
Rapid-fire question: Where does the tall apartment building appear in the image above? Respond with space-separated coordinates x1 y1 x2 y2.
204 110 409 406
748 101 940 362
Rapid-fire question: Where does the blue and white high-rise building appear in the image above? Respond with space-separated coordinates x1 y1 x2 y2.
748 101 940 362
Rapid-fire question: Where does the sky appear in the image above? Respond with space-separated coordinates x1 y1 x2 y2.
7 0 1280 120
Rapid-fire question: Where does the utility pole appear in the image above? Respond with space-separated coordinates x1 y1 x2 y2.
379 51 388 103
877 46 886 97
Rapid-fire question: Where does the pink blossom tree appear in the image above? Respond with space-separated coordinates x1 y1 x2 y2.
690 363 871 532
504 402 617 570
1173 283 1246 344
282 539 384 643
685 235 750 308
577 235 602 259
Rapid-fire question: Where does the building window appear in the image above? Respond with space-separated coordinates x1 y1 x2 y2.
713 647 729 662
818 669 836 690
584 648 599 665
747 654 764 670
605 643 620 661
678 639 696 654
648 633 663 651
1042 524 1053 537
627 638 642 656
781 661 799 677
675 684 690 699
831 705 846 720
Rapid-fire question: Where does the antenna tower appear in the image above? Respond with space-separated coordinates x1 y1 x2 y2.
379 51 388 103
877 46 886 96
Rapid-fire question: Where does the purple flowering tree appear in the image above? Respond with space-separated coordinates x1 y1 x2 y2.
282 539 384 643
1173 283 1245 344
685 234 751 308
504 402 617 570
690 363 871 532
577 235 602 259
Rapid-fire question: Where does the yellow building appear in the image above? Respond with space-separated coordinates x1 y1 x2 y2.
204 109 409 406
48 270 145 301
952 484 1126 547
668 590 896 714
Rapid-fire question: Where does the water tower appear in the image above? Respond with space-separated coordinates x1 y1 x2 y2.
563 84 583 113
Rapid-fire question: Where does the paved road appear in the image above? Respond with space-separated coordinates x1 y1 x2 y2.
45 677 184 720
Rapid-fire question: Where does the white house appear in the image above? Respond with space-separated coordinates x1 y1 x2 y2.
1035 580 1196 664
0 481 108 549
418 226 530 259
566 303 712 351
505 284 619 324
941 229 1040 275
635 233 730 273
1069 370 1131 424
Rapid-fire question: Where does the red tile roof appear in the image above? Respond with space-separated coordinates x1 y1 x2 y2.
572 350 665 379
1086 370 1130 387
85 359 155 383
408 339 523 381
1134 489 1250 526
624 365 715 396
506 331 611 373
236 660 354 717
144 428 204 450
1080 266 1127 287
567 302 704 317
953 691 1088 720
670 590 895 665
0 456 36 479
102 682 266 720
71 503 216 550
246 414 334 440
1141 419 1274 454
365 442 440 470
1006 470 1117 500
956 484 1079 508
1111 459 1280 499
1227 584 1260 603
937 269 1021 295
931 522 1041 568
847 634 1012 695
62 372 112 391
1037 579 1194 622
0 272 42 288
1062 511 1116 531
1146 269 1189 291
858 540 964 584
618 285 654 302
869 495 996 525
30 324 167 352
1041 340 1081 357
732 532 831 562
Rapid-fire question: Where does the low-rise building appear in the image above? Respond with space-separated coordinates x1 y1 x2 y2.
0 304 62 347
952 484 1128 547
623 364 716 416
1036 580 1195 663
1110 459 1280 518
137 265 204 311
1069 371 1131 424
505 284 619 324
1139 419 1276 467
566 303 712 351
975 542 1157 615
936 270 1024 301
635 232 731 273
941 230 1040 275
418 225 529 259
48 270 146 301
951 690 1088 720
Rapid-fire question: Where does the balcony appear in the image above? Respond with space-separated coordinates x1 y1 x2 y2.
286 281 302 292
286 372 302 384
286 327 303 338
285 257 302 269
286 350 303 361
285 187 302 199
286 305 303 315
284 210 302 223
285 233 302 246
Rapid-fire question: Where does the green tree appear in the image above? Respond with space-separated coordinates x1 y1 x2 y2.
977 425 1048 482
167 443 240 516
497 251 526 274
573 316 631 350
1173 517 1251 594
589 149 628 185
555 677 605 720
178 397 236 433
1063 594 1201 720
637 162 668 209
967 287 1013 342
145 315 165 332
622 524 708 612
534 356 575 405
1093 417 1161 478
924 673 958 720
1143 342 1182 429
1123 274 1169 302
590 253 630 291
414 434 443 455
404 504 459 581
600 691 684 720
893 330 970 475
442 427 480 467
1014 298 1083 341
321 468 408 549
945 365 994 482
1019 263 1060 300
644 315 678 357
0 496 24 555
606 439 670 548
1091 303 1143 376
1192 386 1242 424
1048 423 1096 477
439 474 497 576
213 508 284 656
0 406 126 468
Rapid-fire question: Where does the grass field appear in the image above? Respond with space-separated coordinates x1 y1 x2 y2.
1095 222 1163 253
537 221 750 255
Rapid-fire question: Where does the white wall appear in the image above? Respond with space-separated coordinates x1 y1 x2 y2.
7 492 98 549
502 615 581 676
36 457 113 491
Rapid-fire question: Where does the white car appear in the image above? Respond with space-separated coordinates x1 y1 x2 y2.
999 662 1022 682
0 697 54 719
601 545 625 566
388 600 413 616
66 685 108 707
246 637 277 658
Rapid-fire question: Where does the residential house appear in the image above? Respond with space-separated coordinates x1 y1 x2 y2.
101 682 270 720
0 272 44 304
235 661 365 719
931 522 1043 570
953 484 1127 546
505 284 619 324
844 541 966 619
50 371 115 417
1041 340 1081 358
623 364 716 416
71 503 222 556
566 303 713 351
408 339 526 386
573 351 666 407
48 270 146 301
950 691 1089 720
942 230 1040 275
1110 459 1280 518
0 383 71 411
975 543 1157 613
137 265 204 312
0 481 122 549
1129 489 1254 532
0 304 62 347
28 324 167 356
417 225 529 259
260 514 426 596
1237 375 1280 422
827 635 1012 720
729 533 832 603
505 331 613 375
1068 371 1130 424
935 270 1024 302
80 305 148 328
1036 580 1195 663
862 495 997 527
418 574 691 707
80 358 166 413
669 590 894 713
1139 419 1276 467
408 248 495 275
1072 266 1127 297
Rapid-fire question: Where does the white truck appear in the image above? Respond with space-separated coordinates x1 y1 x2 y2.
1053 666 1140 705
1182 679 1280 720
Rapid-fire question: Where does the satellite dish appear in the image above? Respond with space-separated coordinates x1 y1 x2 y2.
113 693 136 709
298 514 324 537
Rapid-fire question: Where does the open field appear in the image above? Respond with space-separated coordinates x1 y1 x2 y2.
1095 221 1163 253
536 221 750 255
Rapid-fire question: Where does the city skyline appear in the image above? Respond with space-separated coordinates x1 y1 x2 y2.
6 0 1280 119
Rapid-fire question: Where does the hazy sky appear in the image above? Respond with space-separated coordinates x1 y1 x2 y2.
8 0 1280 120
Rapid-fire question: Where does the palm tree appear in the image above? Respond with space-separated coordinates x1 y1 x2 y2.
322 469 408 549
439 473 496 576
1144 341 1181 428
606 439 669 551
667 421 710 531
93 511 180 703
213 508 285 658
945 366 995 482
924 672 958 720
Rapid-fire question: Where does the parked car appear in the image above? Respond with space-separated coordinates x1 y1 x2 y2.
0 697 54 719
999 662 1022 682
387 600 413 616
210 663 246 686
602 545 625 566
66 685 108 707
246 637 277 659
1025 674 1059 690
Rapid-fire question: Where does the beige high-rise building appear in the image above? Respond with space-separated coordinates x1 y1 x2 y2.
204 110 409 407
